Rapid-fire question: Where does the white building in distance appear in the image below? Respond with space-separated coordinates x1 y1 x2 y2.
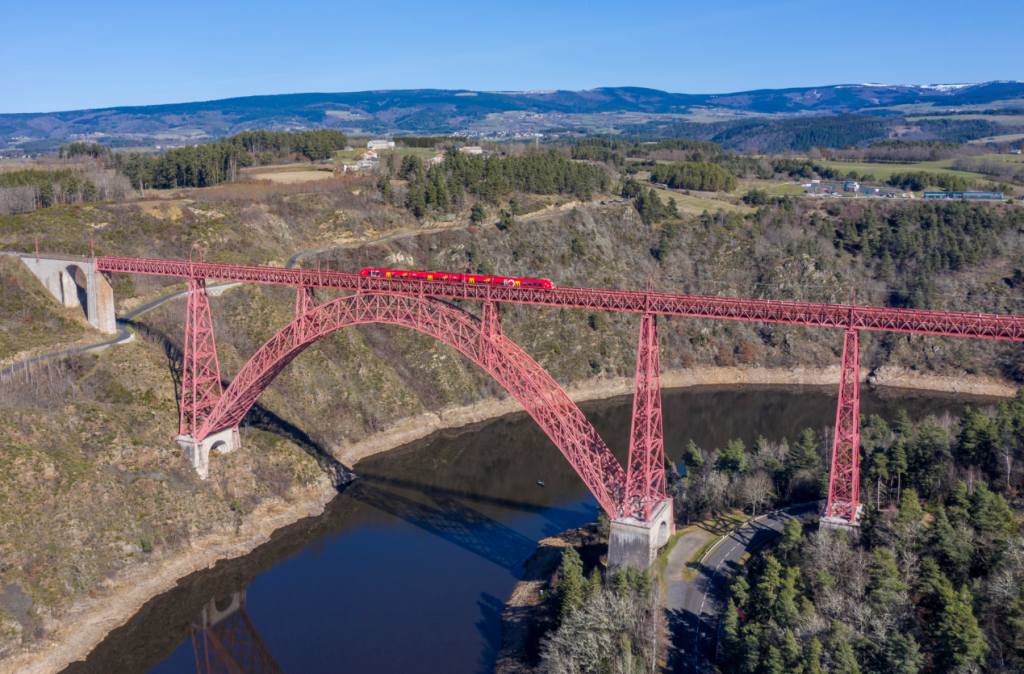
367 140 395 150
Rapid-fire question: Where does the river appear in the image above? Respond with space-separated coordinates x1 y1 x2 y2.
59 385 1001 674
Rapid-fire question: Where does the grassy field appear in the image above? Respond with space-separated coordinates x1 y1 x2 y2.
817 160 990 183
648 185 756 216
253 170 336 184
765 183 806 196
905 114 1024 125
333 147 438 164
969 133 1024 145
975 154 1024 164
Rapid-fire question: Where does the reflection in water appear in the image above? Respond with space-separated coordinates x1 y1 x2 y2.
191 591 282 674
57 385 1002 674
348 478 540 572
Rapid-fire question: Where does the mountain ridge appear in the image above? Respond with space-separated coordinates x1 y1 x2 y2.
3 81 1023 146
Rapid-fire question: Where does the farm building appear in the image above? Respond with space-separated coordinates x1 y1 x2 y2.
367 140 395 150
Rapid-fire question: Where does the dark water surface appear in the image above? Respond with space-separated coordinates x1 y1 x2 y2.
60 385 1001 674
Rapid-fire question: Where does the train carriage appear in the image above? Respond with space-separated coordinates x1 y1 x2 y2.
361 268 554 289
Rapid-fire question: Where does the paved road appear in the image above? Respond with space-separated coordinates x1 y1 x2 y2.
285 199 624 268
5 200 623 374
0 282 244 377
665 501 822 674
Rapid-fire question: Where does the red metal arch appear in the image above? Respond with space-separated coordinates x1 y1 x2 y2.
195 292 627 517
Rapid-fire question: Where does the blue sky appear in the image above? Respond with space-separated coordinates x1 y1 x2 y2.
2 0 1021 114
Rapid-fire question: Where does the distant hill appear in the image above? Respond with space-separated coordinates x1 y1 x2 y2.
3 82 1024 148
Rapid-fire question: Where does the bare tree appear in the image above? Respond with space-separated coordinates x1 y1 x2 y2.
742 471 773 516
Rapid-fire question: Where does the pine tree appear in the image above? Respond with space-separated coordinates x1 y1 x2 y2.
868 449 889 505
908 417 950 497
868 548 908 608
956 406 998 470
894 409 913 440
731 575 750 608
586 567 602 599
716 439 747 473
764 646 786 674
612 568 630 597
782 630 802 671
878 249 895 280
889 439 908 502
377 174 391 203
919 559 989 671
740 631 761 674
790 428 819 470
804 638 825 674
555 547 585 624
751 557 783 621
722 598 740 657
776 518 803 561
895 489 925 549
828 621 862 674
929 505 974 585
470 202 487 225
681 440 704 472
774 567 800 627
877 632 923 674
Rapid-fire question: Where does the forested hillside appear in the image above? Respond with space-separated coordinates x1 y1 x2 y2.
3 82 1023 142
717 401 1024 674
2 165 1024 661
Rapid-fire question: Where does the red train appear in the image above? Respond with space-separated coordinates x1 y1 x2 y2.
360 268 555 289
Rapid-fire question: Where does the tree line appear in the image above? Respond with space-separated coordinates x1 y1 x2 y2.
885 170 976 192
0 169 132 216
541 546 659 673
389 149 610 217
60 129 349 190
619 115 892 152
816 201 1024 306
649 160 738 192
394 135 466 148
571 137 721 162
670 391 1024 673
227 129 348 159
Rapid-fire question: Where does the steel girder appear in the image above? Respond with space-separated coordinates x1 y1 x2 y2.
181 278 223 437
194 292 626 517
191 609 282 674
96 255 1024 341
825 329 861 523
294 286 317 319
623 313 667 521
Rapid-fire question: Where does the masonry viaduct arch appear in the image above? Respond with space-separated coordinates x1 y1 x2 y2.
186 291 630 518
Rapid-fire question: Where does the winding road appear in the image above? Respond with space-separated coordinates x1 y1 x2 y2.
3 200 616 376
665 501 822 674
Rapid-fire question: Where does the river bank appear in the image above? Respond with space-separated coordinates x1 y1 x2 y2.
2 366 1016 674
496 522 605 674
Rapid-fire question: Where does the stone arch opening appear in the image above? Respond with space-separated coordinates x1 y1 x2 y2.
63 264 89 320
658 520 668 546
214 596 236 613
211 440 228 454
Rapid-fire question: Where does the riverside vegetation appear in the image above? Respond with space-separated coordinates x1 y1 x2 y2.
529 395 1024 674
717 401 1024 674
0 146 1024 665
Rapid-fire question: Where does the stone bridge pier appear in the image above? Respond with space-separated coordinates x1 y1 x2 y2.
17 254 117 334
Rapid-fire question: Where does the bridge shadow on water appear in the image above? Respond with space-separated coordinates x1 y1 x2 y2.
341 477 541 573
